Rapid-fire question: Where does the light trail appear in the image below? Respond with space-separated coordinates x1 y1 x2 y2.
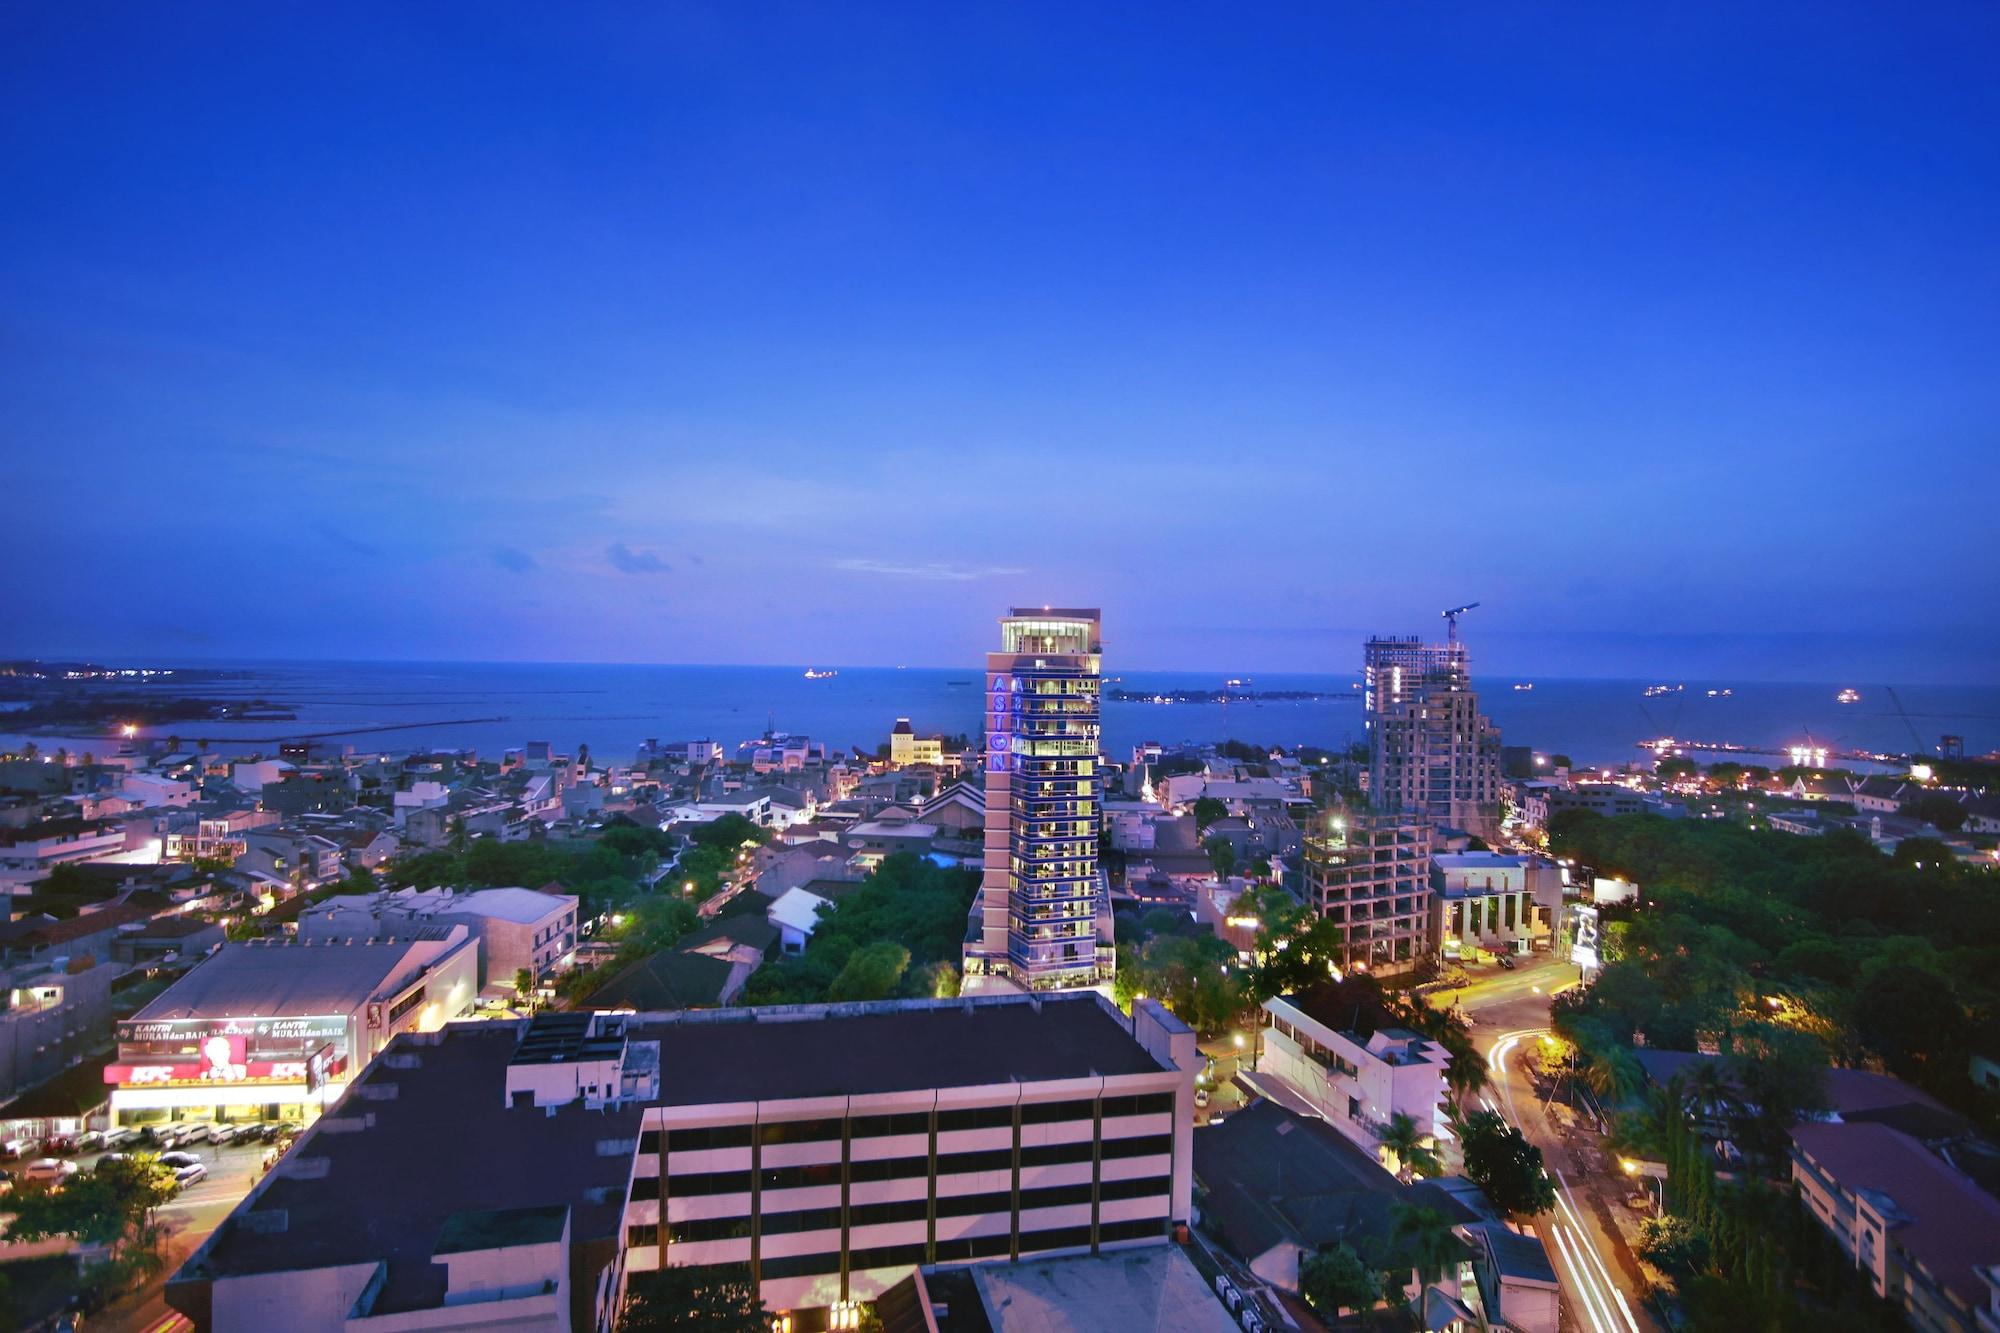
1556 1168 1640 1333
1550 1222 1617 1333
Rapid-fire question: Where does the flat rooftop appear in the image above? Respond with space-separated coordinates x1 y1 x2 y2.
632 992 1169 1106
131 936 448 1022
172 1023 641 1309
966 1244 1237 1333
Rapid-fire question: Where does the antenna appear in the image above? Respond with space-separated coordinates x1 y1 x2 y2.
1441 601 1481 642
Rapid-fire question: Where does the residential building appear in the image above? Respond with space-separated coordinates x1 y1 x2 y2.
964 609 1113 989
1362 634 1504 841
171 992 1198 1332
1257 988 1452 1165
1791 1120 2000 1333
106 930 478 1128
297 885 579 988
1517 781 1646 830
1301 809 1432 976
0 956 118 1106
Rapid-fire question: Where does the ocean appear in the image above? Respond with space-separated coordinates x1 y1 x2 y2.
6 661 1998 770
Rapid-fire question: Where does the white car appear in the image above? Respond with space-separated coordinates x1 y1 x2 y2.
173 1162 208 1189
21 1158 78 1183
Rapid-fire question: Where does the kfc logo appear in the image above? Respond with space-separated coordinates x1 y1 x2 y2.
201 1034 248 1081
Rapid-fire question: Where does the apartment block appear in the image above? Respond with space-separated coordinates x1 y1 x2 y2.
1301 810 1432 977
1363 635 1503 840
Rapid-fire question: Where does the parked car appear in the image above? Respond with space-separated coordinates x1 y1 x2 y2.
1 1136 39 1160
21 1158 79 1183
209 1124 241 1146
172 1162 208 1190
157 1151 203 1170
72 1130 107 1154
175 1123 212 1146
42 1134 78 1156
101 1127 140 1150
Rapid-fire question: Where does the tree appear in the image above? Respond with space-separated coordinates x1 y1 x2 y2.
619 1264 766 1333
1192 796 1227 832
1204 836 1236 880
1376 1111 1441 1183
827 941 911 1001
1388 1202 1462 1287
1459 1110 1556 1216
4 1153 178 1269
1900 792 1968 832
1300 1242 1377 1316
1657 757 1699 782
514 967 535 1001
1855 964 1966 1086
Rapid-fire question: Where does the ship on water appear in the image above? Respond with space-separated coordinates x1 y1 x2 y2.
802 667 838 680
1837 688 1861 703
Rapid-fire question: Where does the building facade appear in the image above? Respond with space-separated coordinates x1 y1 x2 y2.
965 609 1113 988
1302 810 1432 976
1363 635 1503 840
1259 993 1452 1166
1431 851 1563 958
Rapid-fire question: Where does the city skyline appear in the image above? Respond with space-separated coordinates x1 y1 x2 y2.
6 6 1998 683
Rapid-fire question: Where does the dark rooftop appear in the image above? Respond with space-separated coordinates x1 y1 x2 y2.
511 1011 625 1066
170 1023 640 1321
434 1204 568 1255
632 992 1169 1106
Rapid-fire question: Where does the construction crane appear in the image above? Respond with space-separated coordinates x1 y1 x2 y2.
1441 601 1481 642
1883 685 1927 757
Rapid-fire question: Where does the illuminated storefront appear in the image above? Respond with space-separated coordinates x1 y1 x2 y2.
106 929 478 1126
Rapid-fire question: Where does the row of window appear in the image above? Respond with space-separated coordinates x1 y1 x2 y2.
657 1180 1168 1238
641 1095 1169 1158
632 1215 1168 1267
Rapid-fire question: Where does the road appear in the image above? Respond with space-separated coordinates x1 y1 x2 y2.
1437 954 1660 1333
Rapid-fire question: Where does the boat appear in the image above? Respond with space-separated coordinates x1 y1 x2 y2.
1642 684 1684 698
1836 688 1861 704
1512 683 1533 691
802 668 838 681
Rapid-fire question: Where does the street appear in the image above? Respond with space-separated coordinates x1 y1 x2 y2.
1440 954 1659 1333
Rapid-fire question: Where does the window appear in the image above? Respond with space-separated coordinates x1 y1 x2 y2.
759 1118 842 1146
1099 1175 1170 1201
937 1148 1013 1176
851 1111 930 1138
667 1214 753 1243
1019 1224 1093 1252
1099 1134 1171 1160
630 1175 660 1201
848 1197 929 1227
1018 1182 1093 1210
1020 1099 1093 1126
627 1224 659 1247
664 1169 752 1197
759 1252 840 1280
936 1190 1013 1218
933 1233 1012 1262
667 1125 753 1152
848 1155 928 1183
1099 1092 1173 1119
760 1162 841 1192
1099 1217 1167 1243
759 1206 842 1235
639 1130 662 1155
937 1104 1015 1133
849 1242 928 1270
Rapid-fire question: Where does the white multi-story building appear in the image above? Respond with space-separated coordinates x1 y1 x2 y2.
1258 991 1452 1169
1431 851 1564 958
170 992 1200 1333
297 885 579 988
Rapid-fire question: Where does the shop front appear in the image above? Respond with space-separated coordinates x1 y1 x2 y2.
107 1016 349 1128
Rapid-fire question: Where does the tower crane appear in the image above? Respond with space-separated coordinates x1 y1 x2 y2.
1441 601 1481 642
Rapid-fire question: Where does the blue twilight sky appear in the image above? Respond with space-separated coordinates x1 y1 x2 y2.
4 5 1998 682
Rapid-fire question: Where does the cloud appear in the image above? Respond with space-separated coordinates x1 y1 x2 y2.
835 558 1027 582
607 542 671 575
492 545 538 573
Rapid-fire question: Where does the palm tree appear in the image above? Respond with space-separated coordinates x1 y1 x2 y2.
1376 1112 1442 1183
1390 1202 1462 1290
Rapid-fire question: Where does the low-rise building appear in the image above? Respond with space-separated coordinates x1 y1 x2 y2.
1431 851 1562 958
106 930 478 1129
297 886 579 988
1257 986 1451 1166
0 956 118 1106
1790 1120 2000 1333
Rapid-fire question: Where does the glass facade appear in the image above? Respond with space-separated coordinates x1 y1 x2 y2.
967 610 1109 987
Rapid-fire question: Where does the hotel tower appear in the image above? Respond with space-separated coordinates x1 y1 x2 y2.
963 608 1113 989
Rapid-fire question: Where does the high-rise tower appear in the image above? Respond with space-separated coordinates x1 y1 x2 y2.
963 608 1111 989
1362 633 1503 840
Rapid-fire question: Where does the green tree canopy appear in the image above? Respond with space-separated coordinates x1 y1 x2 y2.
1300 1242 1377 1317
1460 1110 1556 1216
